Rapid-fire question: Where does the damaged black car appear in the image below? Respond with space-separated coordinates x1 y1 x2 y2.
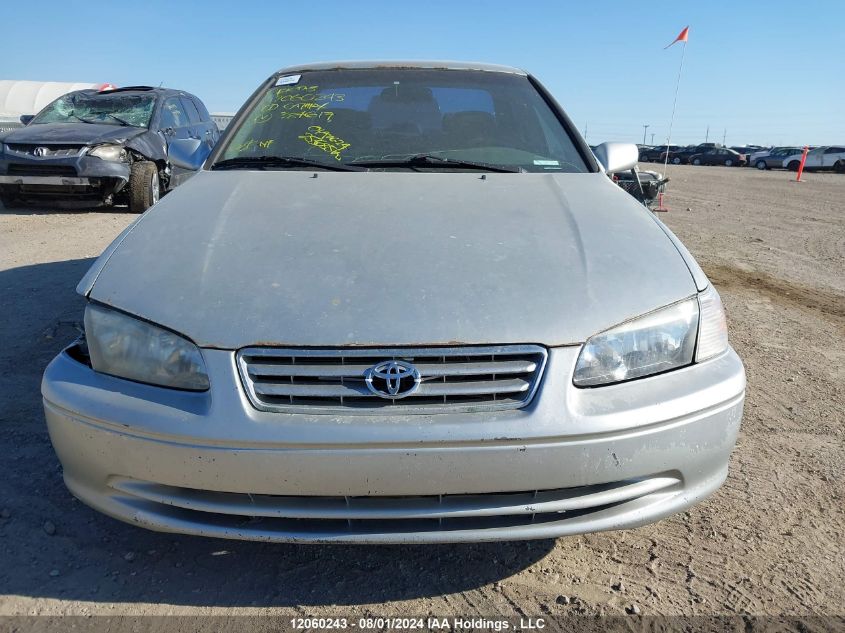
0 86 217 212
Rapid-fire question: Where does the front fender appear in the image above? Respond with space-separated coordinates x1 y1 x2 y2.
76 214 148 297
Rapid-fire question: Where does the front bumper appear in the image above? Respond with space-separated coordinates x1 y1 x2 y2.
0 154 130 204
42 346 745 543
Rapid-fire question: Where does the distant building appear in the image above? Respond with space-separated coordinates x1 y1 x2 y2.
0 80 115 131
211 113 234 131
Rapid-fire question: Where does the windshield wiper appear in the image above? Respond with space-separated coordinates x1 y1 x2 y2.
101 113 132 126
211 155 365 172
67 112 97 124
347 154 521 173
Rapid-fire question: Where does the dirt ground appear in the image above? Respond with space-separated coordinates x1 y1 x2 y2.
0 165 842 619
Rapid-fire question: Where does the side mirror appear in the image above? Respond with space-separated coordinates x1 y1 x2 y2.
168 137 207 171
19 114 34 126
593 142 639 174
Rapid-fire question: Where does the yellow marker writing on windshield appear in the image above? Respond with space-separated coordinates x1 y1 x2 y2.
298 125 350 160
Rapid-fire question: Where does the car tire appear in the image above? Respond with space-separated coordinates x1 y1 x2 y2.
692 158 701 166
756 160 768 170
725 159 734 167
672 157 681 164
639 154 650 162
834 160 845 174
129 161 160 214
787 160 800 171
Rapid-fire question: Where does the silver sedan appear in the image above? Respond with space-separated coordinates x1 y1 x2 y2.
42 61 745 543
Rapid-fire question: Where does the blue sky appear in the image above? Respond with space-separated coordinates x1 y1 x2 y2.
4 1 842 146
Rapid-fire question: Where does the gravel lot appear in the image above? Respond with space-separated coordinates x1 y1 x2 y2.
0 165 842 619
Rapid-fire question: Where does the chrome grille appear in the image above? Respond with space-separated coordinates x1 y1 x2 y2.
6 143 85 157
237 345 547 414
7 163 77 176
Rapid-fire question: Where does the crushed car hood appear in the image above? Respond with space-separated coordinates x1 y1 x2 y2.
86 171 698 348
4 122 146 145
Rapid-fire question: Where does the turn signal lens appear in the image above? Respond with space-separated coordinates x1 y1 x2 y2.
696 285 729 361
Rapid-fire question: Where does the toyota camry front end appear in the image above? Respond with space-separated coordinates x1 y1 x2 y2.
41 61 745 543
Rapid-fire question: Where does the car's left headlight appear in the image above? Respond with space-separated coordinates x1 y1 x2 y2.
573 285 730 387
573 297 699 387
88 144 128 162
84 303 209 391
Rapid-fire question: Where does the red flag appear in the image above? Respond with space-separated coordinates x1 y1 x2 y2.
664 26 689 49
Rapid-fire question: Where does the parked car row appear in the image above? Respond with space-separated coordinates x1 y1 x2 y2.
639 143 746 166
638 142 845 172
638 144 682 162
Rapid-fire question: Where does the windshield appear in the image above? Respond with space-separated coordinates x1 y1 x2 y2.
215 69 589 172
32 92 156 127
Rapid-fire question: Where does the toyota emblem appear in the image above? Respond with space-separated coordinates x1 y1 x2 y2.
364 360 421 399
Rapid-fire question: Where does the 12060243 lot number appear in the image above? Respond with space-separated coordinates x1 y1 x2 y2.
290 617 430 630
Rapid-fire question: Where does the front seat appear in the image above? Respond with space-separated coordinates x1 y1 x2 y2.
367 86 442 134
442 111 496 148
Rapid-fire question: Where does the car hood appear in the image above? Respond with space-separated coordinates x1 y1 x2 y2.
4 122 146 145
86 171 698 348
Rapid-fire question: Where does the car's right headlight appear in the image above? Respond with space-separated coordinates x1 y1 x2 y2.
88 144 128 162
573 284 730 388
84 303 209 391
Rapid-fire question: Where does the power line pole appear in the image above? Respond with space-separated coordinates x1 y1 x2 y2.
705 125 710 143
583 122 588 141
650 132 655 144
722 128 727 145
642 124 650 145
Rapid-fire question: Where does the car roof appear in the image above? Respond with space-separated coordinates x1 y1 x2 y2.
275 60 528 76
75 86 192 98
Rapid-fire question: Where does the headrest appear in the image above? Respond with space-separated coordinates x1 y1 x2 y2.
375 85 436 103
442 111 495 134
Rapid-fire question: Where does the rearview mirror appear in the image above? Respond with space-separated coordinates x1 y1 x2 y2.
593 142 638 174
19 114 34 126
168 138 207 171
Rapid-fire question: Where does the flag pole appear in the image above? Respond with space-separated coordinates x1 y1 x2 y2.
663 38 687 175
